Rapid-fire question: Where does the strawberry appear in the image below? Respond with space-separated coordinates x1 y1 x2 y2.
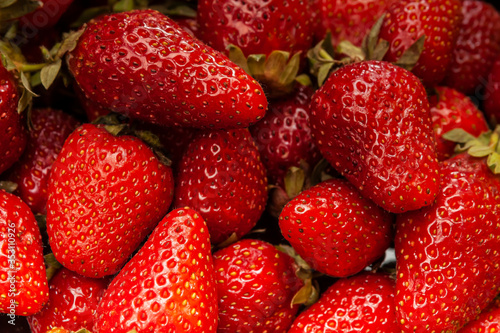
279 178 393 277
0 190 49 316
288 272 398 332
484 55 500 125
429 87 489 161
443 0 500 95
17 0 74 32
378 0 463 87
458 299 500 333
174 128 268 244
27 267 109 333
5 108 80 215
213 239 303 333
46 123 174 278
309 60 440 213
395 153 500 332
94 208 218 333
67 9 267 129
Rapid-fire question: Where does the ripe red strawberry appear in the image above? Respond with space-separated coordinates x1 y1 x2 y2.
174 128 268 244
279 178 393 277
213 239 303 333
94 208 218 333
395 153 500 332
429 87 489 161
443 0 500 95
18 0 74 31
197 0 314 57
5 108 80 215
309 60 440 213
378 0 463 87
250 85 321 187
484 55 500 124
459 299 500 333
0 190 49 316
46 123 174 278
288 272 398 332
67 9 267 129
27 267 109 333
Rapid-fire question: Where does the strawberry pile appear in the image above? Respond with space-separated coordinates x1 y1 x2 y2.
1 0 500 333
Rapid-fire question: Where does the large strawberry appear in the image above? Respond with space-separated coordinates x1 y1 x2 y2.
458 299 500 333
484 55 500 125
0 190 49 316
27 267 109 333
46 123 174 278
309 60 440 213
94 208 218 333
174 128 268 244
67 9 267 129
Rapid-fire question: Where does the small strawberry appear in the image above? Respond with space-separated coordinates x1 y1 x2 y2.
67 9 267 129
46 123 174 277
309 60 440 213
94 208 218 333
458 299 500 333
288 272 398 332
174 128 268 244
484 55 500 125
27 267 109 333
0 190 49 316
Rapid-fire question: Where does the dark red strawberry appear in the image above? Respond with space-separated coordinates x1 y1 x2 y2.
309 60 440 213
288 272 398 332
484 55 500 125
443 0 500 95
27 267 109 333
0 190 49 316
46 123 174 278
67 9 267 129
94 208 218 333
429 87 489 161
173 17 199 38
378 0 463 87
18 0 74 31
458 299 500 333
213 239 303 332
5 108 80 215
174 128 268 244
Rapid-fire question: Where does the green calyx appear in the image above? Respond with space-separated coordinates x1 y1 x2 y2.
44 253 62 282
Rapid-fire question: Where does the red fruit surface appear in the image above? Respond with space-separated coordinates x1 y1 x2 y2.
27 267 109 333
46 124 174 278
68 9 267 129
174 128 268 244
459 300 500 333
288 272 398 332
309 60 440 213
484 56 500 124
395 153 500 332
94 208 218 333
0 190 49 316
18 0 74 31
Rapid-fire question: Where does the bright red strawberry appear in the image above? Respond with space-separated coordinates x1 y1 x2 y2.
279 178 393 277
250 85 320 187
174 128 268 244
0 190 49 316
443 0 500 95
395 153 500 332
458 299 500 333
46 123 174 278
27 267 109 333
213 239 303 333
309 60 440 213
484 55 500 125
5 108 80 215
94 208 218 333
378 0 463 87
67 9 267 129
288 272 398 332
429 87 489 161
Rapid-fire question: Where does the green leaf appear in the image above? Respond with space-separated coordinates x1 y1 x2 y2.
371 39 390 61
317 62 334 87
468 145 494 158
246 53 266 77
0 0 17 8
336 40 365 61
57 28 86 58
278 51 300 86
487 152 500 174
112 0 135 12
35 214 46 230
40 58 61 89
395 35 426 72
363 14 385 59
0 0 40 21
18 71 37 113
44 253 62 281
284 166 306 199
442 128 478 144
0 180 18 193
295 73 312 87
227 44 249 74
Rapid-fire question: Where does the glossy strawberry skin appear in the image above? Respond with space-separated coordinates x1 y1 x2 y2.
288 272 398 332
429 87 489 161
174 128 268 244
94 208 218 333
68 9 267 129
0 190 49 316
279 178 393 277
46 124 174 278
484 56 500 124
310 60 440 213
379 0 463 88
27 267 109 333
459 300 500 333
214 239 302 333
5 108 80 215
395 153 500 332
